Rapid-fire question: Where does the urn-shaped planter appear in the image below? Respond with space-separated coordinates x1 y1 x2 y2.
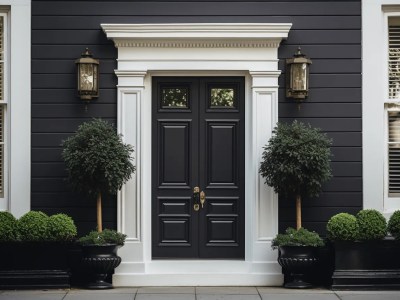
81 244 121 289
278 246 319 289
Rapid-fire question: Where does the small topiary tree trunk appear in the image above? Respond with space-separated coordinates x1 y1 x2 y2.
259 121 332 231
62 119 135 233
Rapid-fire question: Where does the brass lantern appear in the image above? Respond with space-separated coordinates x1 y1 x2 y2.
286 47 312 100
75 48 99 102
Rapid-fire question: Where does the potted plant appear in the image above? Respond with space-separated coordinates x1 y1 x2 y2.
259 120 332 288
327 209 400 290
0 211 77 289
62 118 135 289
272 227 324 288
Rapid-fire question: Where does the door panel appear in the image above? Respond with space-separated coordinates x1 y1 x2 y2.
152 77 244 259
158 121 191 188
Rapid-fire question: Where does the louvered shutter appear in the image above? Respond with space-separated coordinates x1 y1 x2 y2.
388 111 400 196
389 20 400 99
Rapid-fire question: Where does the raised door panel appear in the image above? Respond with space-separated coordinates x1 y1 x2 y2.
158 121 191 189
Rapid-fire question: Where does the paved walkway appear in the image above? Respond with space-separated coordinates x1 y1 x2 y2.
1 287 400 300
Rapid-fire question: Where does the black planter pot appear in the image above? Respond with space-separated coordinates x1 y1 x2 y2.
332 239 400 290
81 244 122 289
0 242 73 289
278 246 319 289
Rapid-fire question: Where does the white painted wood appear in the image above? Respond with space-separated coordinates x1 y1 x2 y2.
103 22 291 286
363 1 400 216
6 2 30 217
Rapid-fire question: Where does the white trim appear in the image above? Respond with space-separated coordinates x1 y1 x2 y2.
0 2 30 216
102 23 291 286
363 1 400 216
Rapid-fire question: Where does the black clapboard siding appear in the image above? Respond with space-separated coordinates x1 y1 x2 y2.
32 0 361 235
32 2 360 16
32 16 361 30
32 89 116 104
279 88 361 103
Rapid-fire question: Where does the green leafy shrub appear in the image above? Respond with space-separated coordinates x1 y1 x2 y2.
47 214 77 242
326 213 359 241
78 229 127 246
62 119 135 232
356 209 387 241
0 211 18 242
271 227 324 249
259 121 332 229
388 210 400 239
18 211 49 242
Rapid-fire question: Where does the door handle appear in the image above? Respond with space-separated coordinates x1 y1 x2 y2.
200 191 206 208
193 186 200 211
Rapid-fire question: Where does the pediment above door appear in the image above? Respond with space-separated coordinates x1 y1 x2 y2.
102 23 292 48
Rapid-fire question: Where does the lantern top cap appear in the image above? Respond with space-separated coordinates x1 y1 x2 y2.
294 46 306 58
81 48 93 58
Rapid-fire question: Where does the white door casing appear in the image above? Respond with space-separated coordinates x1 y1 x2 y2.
102 23 291 286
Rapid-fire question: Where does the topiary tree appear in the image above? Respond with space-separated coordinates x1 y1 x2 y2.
259 120 332 230
18 211 49 242
356 209 387 241
388 210 400 239
0 211 18 242
62 119 135 232
326 213 359 241
47 213 77 241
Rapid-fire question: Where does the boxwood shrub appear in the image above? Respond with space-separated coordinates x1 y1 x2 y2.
356 209 387 241
0 211 18 242
17 211 50 242
47 213 77 242
326 213 359 241
271 227 324 249
388 210 400 240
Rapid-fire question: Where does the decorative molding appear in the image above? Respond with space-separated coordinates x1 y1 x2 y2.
102 23 291 49
114 40 282 48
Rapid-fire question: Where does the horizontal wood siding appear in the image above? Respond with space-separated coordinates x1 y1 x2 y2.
32 0 361 235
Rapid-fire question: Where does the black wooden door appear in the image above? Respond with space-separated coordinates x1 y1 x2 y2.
152 77 245 259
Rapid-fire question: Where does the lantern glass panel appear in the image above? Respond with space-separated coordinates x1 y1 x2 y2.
291 63 308 91
79 63 95 92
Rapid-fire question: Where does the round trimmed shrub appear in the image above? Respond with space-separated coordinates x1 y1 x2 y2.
18 211 49 242
356 209 387 241
388 210 400 239
326 213 359 241
0 211 17 242
47 214 77 242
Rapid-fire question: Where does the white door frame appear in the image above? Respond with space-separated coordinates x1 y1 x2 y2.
102 23 291 286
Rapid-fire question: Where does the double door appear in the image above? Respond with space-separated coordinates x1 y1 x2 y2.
152 77 245 259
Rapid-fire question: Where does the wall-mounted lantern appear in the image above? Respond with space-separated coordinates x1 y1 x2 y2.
286 47 312 101
75 48 99 104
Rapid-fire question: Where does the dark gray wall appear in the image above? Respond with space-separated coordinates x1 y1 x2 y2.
31 0 361 235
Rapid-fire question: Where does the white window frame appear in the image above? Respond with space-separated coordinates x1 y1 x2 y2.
0 1 31 217
363 0 400 216
0 10 9 211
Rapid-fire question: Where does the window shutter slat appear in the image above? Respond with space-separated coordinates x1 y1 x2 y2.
389 24 400 99
388 111 400 196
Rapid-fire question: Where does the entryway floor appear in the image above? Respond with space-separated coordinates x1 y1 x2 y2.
1 287 400 300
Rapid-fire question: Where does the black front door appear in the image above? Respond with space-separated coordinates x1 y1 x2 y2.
152 77 245 259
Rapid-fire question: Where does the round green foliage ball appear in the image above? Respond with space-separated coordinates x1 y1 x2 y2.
0 211 17 242
18 211 50 242
388 210 400 239
47 214 77 242
356 209 387 241
326 213 359 241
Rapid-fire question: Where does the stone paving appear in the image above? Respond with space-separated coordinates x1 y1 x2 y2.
0 287 400 300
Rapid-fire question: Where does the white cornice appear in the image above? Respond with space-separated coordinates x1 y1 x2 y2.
102 23 292 48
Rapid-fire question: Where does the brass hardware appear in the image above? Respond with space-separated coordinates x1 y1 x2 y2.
194 186 200 193
193 186 200 212
200 191 206 208
194 204 200 211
